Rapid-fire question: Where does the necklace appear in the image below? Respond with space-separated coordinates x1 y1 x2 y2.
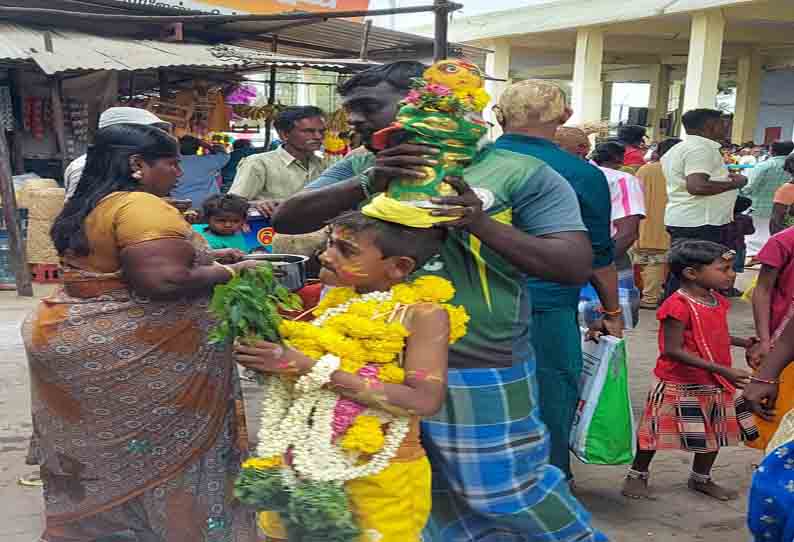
678 288 718 307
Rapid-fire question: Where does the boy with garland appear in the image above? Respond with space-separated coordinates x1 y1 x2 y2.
234 210 469 542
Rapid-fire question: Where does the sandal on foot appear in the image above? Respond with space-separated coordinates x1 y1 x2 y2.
622 470 655 500
687 477 738 501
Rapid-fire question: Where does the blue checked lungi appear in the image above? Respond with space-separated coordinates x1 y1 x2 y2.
420 359 608 542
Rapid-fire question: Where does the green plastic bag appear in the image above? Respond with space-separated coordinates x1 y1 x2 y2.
569 331 636 465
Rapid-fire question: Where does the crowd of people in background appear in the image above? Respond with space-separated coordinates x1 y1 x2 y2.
28 59 794 542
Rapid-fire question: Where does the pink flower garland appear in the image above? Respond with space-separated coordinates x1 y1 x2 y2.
331 364 380 440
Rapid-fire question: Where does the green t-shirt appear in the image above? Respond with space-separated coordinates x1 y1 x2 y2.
307 144 586 369
192 225 249 252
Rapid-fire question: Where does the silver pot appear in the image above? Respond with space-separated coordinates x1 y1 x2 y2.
243 253 308 291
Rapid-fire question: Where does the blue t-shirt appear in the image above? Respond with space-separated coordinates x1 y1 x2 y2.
171 153 230 209
493 134 614 311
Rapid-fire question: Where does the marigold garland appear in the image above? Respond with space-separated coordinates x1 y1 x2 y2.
341 415 385 454
237 276 469 542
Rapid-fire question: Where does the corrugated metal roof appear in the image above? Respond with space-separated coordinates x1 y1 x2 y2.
218 18 486 63
1 0 486 64
0 22 377 74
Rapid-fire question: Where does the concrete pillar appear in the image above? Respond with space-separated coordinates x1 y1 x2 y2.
647 64 671 140
484 39 511 139
682 10 725 118
675 81 686 136
732 49 762 144
602 81 614 123
570 28 604 125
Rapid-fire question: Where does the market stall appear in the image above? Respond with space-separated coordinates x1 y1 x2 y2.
0 0 482 294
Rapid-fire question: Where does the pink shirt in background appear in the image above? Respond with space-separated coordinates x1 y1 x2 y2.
757 227 794 333
596 165 647 235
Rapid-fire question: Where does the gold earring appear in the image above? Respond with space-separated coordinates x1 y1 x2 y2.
132 170 143 180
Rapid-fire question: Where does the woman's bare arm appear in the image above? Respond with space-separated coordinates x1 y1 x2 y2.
121 238 249 300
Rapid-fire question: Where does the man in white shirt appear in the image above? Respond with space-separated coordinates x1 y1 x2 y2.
661 108 747 297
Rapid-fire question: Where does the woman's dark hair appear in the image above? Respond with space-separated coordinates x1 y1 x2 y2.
618 125 646 146
591 141 625 166
669 240 731 279
52 123 178 257
274 106 325 134
202 193 249 220
329 211 446 269
657 137 682 158
337 61 426 96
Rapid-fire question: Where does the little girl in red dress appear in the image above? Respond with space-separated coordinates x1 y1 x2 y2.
622 240 759 501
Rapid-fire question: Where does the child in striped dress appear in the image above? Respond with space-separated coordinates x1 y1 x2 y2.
622 240 759 501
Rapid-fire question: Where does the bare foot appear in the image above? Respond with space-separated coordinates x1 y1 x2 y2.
687 478 738 501
622 475 656 500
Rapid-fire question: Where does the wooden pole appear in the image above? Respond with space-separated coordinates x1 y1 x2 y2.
264 36 278 151
158 70 170 101
9 69 24 175
0 128 33 297
433 0 449 62
359 20 373 61
49 77 68 171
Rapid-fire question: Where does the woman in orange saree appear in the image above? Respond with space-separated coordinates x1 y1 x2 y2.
23 124 259 542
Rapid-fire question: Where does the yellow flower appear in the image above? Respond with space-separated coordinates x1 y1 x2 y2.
340 357 367 374
442 304 470 343
323 132 347 154
391 283 419 305
283 279 466 389
470 88 491 111
413 276 455 303
379 364 405 384
341 415 385 454
369 350 398 364
314 287 357 315
243 456 282 470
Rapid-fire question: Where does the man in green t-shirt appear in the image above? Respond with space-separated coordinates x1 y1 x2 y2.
273 62 607 542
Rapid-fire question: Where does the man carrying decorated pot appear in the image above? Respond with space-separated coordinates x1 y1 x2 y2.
272 61 608 542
